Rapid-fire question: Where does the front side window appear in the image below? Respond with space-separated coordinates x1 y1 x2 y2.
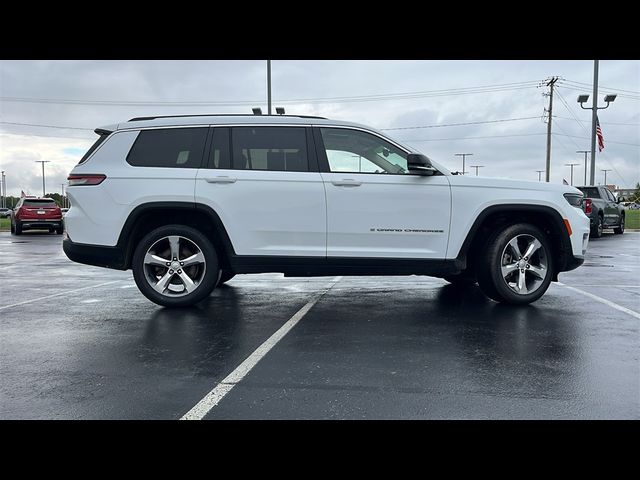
231 127 308 172
320 128 408 174
127 128 207 168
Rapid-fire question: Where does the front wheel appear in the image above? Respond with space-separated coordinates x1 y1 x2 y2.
132 225 219 307
614 216 624 235
476 223 554 305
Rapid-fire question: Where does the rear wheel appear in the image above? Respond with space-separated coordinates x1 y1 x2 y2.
132 225 219 307
476 223 553 305
55 227 63 235
613 215 625 235
591 214 603 238
13 221 22 235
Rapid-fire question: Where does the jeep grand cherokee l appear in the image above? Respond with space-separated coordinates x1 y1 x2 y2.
63 114 590 307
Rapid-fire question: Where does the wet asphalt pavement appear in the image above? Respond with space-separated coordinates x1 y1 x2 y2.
0 230 638 419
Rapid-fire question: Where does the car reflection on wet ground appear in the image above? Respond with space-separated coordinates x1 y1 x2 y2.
0 230 638 419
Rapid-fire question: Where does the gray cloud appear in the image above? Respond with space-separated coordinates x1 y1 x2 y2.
1 60 638 196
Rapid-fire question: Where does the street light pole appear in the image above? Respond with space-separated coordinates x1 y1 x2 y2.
35 161 50 197
454 153 473 175
536 170 545 182
267 60 272 115
601 169 612 186
577 60 617 186
1 170 5 208
576 150 589 185
565 163 580 186
470 165 484 176
61 183 66 208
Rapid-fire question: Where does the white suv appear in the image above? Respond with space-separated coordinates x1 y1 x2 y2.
63 114 590 307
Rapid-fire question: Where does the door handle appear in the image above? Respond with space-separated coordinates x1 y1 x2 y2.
331 179 362 187
205 176 237 184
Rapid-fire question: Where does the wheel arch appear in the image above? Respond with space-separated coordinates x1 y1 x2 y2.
455 204 573 280
117 202 236 270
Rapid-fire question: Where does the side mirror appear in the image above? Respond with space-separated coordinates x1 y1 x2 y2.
407 154 437 176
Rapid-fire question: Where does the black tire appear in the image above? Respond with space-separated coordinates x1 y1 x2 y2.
132 224 219 308
14 221 22 235
217 270 236 286
10 220 15 234
476 223 554 305
613 215 625 235
591 214 603 238
55 227 63 235
443 274 476 286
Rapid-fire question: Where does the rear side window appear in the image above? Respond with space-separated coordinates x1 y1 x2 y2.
78 133 109 165
231 127 308 172
127 128 207 168
578 187 601 199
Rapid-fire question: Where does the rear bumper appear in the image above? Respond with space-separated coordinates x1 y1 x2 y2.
19 219 62 230
63 237 127 270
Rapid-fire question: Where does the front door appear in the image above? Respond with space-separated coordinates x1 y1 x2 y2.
315 127 451 259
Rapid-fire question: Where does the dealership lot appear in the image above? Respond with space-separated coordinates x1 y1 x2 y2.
0 230 638 419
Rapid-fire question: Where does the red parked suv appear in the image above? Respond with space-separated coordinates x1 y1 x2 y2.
10 197 64 235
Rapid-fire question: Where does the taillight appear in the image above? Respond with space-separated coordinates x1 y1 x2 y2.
67 174 106 186
584 198 592 215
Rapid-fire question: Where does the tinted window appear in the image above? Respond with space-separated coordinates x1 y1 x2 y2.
127 128 207 168
209 127 231 169
23 199 57 207
231 127 308 172
78 133 109 165
320 128 408 174
577 187 601 199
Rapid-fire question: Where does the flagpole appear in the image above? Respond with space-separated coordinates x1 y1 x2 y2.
589 60 599 186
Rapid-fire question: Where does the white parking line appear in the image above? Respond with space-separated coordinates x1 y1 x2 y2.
181 276 343 420
0 280 123 312
557 282 640 320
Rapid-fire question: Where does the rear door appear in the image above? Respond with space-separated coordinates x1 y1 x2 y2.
602 187 619 226
195 126 326 257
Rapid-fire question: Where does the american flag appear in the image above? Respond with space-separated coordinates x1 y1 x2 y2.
596 116 605 152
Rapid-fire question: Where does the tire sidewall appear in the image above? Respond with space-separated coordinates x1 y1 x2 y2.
132 225 219 308
486 223 554 305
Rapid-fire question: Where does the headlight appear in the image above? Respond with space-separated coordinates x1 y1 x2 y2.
564 193 583 208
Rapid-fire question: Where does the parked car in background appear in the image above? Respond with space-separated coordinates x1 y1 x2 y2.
576 185 625 238
0 207 11 218
10 197 63 235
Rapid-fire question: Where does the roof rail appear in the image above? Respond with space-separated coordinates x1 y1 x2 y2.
128 114 327 122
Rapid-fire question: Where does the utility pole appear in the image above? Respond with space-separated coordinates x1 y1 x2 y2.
61 183 66 208
601 169 612 186
35 161 50 197
267 60 272 115
1 170 5 208
454 153 473 175
544 76 559 183
536 170 545 182
565 163 580 186
576 150 589 185
470 165 484 176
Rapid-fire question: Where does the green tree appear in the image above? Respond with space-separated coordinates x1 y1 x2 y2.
633 182 640 203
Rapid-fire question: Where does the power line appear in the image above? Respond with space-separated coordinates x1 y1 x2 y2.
398 132 547 142
381 116 541 131
0 121 93 131
554 115 640 126
556 83 640 101
0 81 542 107
562 79 640 95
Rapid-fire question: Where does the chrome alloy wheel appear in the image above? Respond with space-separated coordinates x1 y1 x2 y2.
500 234 548 295
142 235 206 297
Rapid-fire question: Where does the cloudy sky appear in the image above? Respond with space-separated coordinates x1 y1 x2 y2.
0 60 638 197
